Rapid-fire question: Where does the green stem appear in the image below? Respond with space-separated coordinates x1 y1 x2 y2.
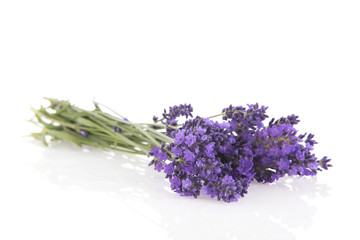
208 113 224 119
30 98 175 156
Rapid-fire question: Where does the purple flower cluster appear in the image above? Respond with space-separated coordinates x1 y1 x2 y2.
149 103 332 203
165 117 254 202
251 123 324 183
148 144 169 172
153 104 193 136
222 103 268 133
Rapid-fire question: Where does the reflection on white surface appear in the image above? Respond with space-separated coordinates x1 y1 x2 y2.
31 141 330 240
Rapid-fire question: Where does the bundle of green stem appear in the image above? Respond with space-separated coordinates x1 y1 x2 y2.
30 98 174 156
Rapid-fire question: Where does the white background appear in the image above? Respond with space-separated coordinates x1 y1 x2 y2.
0 1 359 239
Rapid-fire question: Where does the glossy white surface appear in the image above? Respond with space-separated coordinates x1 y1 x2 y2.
1 1 359 239
0 128 357 240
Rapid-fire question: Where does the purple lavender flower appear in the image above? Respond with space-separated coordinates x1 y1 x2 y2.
269 125 283 138
295 150 305 161
153 103 193 136
237 157 254 175
197 127 206 135
185 133 196 146
148 103 331 202
277 158 290 171
222 103 268 133
152 116 254 202
113 126 122 133
36 98 332 203
170 176 181 189
174 130 185 144
76 123 89 137
171 146 183 157
79 130 88 137
184 150 196 162
269 114 300 127
150 146 161 157
251 121 331 182
154 163 164 172
148 145 169 172
158 151 168 162
319 156 332 170
281 143 295 155
182 178 192 188
205 142 215 158
308 161 320 170
164 163 174 175
222 175 235 185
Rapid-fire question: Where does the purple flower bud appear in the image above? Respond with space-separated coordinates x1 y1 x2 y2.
79 130 88 137
113 126 122 133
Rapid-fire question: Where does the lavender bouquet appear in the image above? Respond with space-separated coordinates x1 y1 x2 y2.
30 98 332 203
